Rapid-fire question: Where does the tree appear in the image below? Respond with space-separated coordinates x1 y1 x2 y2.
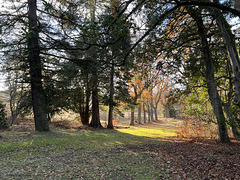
188 7 230 143
1 0 49 131
212 0 240 107
27 0 49 131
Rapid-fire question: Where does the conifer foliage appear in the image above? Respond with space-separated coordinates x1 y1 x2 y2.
0 102 8 129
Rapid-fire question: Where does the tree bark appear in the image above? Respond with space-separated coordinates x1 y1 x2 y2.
89 69 102 128
153 106 158 121
143 103 146 124
150 100 154 122
28 0 49 131
84 84 91 125
130 108 135 125
107 61 114 129
137 103 142 124
147 103 151 123
189 9 230 143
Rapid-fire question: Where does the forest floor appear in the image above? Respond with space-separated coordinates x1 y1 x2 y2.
0 118 240 180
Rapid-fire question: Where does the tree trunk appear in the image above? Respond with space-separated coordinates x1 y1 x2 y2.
28 0 49 131
164 105 170 118
107 61 114 129
89 69 102 128
213 3 240 107
150 101 154 122
137 103 142 124
83 84 90 126
143 103 146 123
147 103 151 123
9 91 17 126
80 99 90 126
154 106 158 121
223 104 240 141
80 73 91 126
190 9 230 143
130 108 135 125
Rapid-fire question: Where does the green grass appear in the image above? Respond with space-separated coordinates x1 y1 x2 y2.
0 122 177 179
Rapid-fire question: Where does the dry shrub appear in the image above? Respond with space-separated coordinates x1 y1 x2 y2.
113 119 118 126
176 119 218 139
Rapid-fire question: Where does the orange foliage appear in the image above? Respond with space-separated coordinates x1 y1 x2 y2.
112 119 118 126
176 119 218 140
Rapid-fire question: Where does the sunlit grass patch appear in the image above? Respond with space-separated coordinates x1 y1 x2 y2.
117 125 177 138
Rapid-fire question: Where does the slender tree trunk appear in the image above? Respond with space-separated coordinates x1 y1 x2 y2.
81 79 91 126
9 90 17 126
107 61 114 129
130 108 135 125
147 103 151 123
154 106 158 121
190 9 230 143
223 104 240 141
150 89 154 122
150 101 154 122
223 60 240 141
80 93 90 126
143 103 146 124
138 103 142 124
213 2 240 107
28 0 49 131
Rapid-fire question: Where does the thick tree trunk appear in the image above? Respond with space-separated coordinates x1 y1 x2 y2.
89 70 102 128
143 103 146 124
130 108 135 125
213 4 240 107
138 103 142 124
28 0 49 131
107 62 114 129
190 9 230 143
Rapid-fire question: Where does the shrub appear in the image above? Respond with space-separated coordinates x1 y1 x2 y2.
0 101 8 129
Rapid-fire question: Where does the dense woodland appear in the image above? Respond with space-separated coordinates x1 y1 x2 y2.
0 0 240 144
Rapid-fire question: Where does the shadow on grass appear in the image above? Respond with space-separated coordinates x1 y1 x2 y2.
1 124 240 179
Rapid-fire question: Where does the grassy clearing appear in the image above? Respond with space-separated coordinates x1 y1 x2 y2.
1 119 240 179
0 120 177 180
